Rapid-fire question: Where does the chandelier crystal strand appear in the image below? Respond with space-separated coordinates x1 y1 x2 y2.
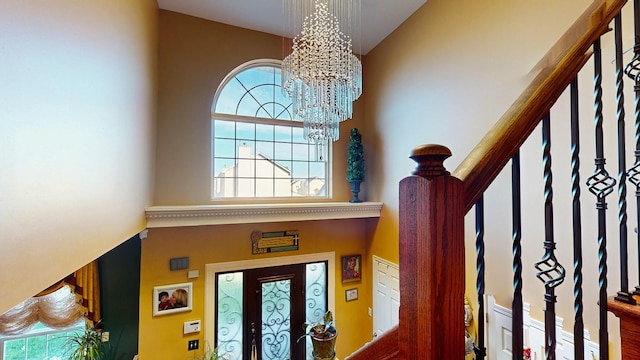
282 0 362 159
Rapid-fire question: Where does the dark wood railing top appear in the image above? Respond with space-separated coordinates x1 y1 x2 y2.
453 0 627 213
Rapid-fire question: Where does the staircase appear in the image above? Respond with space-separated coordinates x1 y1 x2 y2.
347 0 640 358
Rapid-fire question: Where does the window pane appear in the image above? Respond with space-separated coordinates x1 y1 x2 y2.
256 141 274 159
214 158 236 177
215 82 245 115
215 139 236 158
26 336 46 358
213 176 235 198
256 124 274 141
292 127 306 143
47 332 68 358
237 178 254 197
292 179 307 196
275 179 292 196
308 178 325 196
274 143 291 161
278 161 292 174
237 141 255 159
236 122 255 140
256 179 274 197
214 120 235 138
274 126 291 142
292 162 309 178
261 280 291 360
256 160 275 178
309 162 326 178
4 338 25 360
217 272 243 360
305 262 327 360
292 144 309 161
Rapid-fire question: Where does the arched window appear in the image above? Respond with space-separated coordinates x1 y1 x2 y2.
212 59 330 200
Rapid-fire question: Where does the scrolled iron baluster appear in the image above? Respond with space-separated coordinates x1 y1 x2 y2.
535 113 566 360
624 0 640 297
512 151 524 360
613 13 636 305
587 37 615 360
569 77 585 360
473 196 487 360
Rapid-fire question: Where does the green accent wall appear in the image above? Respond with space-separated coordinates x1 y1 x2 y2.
99 234 141 360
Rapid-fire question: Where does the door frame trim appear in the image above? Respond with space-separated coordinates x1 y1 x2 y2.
204 252 336 351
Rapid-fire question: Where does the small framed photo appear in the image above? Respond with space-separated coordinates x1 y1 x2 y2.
341 254 362 283
153 282 193 316
345 288 358 302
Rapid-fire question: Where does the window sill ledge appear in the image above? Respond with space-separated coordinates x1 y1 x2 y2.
145 202 383 228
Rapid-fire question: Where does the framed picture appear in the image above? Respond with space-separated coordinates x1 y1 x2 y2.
153 282 193 316
345 288 358 302
341 254 362 283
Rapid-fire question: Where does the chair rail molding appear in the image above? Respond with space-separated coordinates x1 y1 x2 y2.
145 202 383 228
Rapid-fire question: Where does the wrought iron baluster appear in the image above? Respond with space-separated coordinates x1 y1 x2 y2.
535 113 566 360
614 13 636 305
569 78 585 360
474 196 487 360
624 0 640 297
586 37 616 360
511 151 524 360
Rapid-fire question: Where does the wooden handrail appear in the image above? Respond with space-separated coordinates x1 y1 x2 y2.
344 326 399 360
346 1 628 359
453 0 627 214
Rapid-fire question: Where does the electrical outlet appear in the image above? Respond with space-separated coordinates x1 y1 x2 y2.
188 339 199 351
101 332 109 342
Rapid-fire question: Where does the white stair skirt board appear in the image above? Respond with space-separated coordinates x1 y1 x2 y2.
486 295 598 360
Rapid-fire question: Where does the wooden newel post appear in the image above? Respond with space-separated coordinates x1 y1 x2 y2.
399 144 465 359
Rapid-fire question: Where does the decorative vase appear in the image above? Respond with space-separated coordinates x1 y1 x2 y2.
349 180 363 203
311 327 337 360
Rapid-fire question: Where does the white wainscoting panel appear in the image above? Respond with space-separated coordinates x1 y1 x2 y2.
487 295 598 359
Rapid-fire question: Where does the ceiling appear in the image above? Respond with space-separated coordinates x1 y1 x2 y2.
156 0 427 54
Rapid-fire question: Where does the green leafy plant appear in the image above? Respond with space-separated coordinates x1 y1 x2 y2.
66 323 106 360
297 310 336 342
192 343 227 360
347 128 365 182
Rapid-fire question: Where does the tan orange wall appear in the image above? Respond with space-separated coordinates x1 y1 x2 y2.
155 10 365 206
362 0 627 357
139 219 373 359
0 0 156 314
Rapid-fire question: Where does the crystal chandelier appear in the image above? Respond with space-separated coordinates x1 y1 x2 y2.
281 0 362 155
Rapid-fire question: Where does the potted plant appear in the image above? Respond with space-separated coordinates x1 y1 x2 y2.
346 128 365 203
298 310 337 360
192 343 227 360
66 323 106 360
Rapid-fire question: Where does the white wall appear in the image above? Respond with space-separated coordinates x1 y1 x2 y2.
0 0 157 314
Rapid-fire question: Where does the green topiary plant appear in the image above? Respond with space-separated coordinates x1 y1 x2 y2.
346 128 365 182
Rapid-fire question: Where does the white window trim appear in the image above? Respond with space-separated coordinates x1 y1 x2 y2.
204 252 336 354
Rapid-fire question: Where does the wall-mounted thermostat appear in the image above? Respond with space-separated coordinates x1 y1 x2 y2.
183 320 201 334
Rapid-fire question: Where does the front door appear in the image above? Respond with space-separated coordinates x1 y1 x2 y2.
215 261 328 360
244 264 306 360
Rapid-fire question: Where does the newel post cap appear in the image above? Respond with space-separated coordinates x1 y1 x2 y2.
409 144 452 178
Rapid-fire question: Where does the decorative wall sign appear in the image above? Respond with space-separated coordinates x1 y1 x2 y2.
251 230 299 254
